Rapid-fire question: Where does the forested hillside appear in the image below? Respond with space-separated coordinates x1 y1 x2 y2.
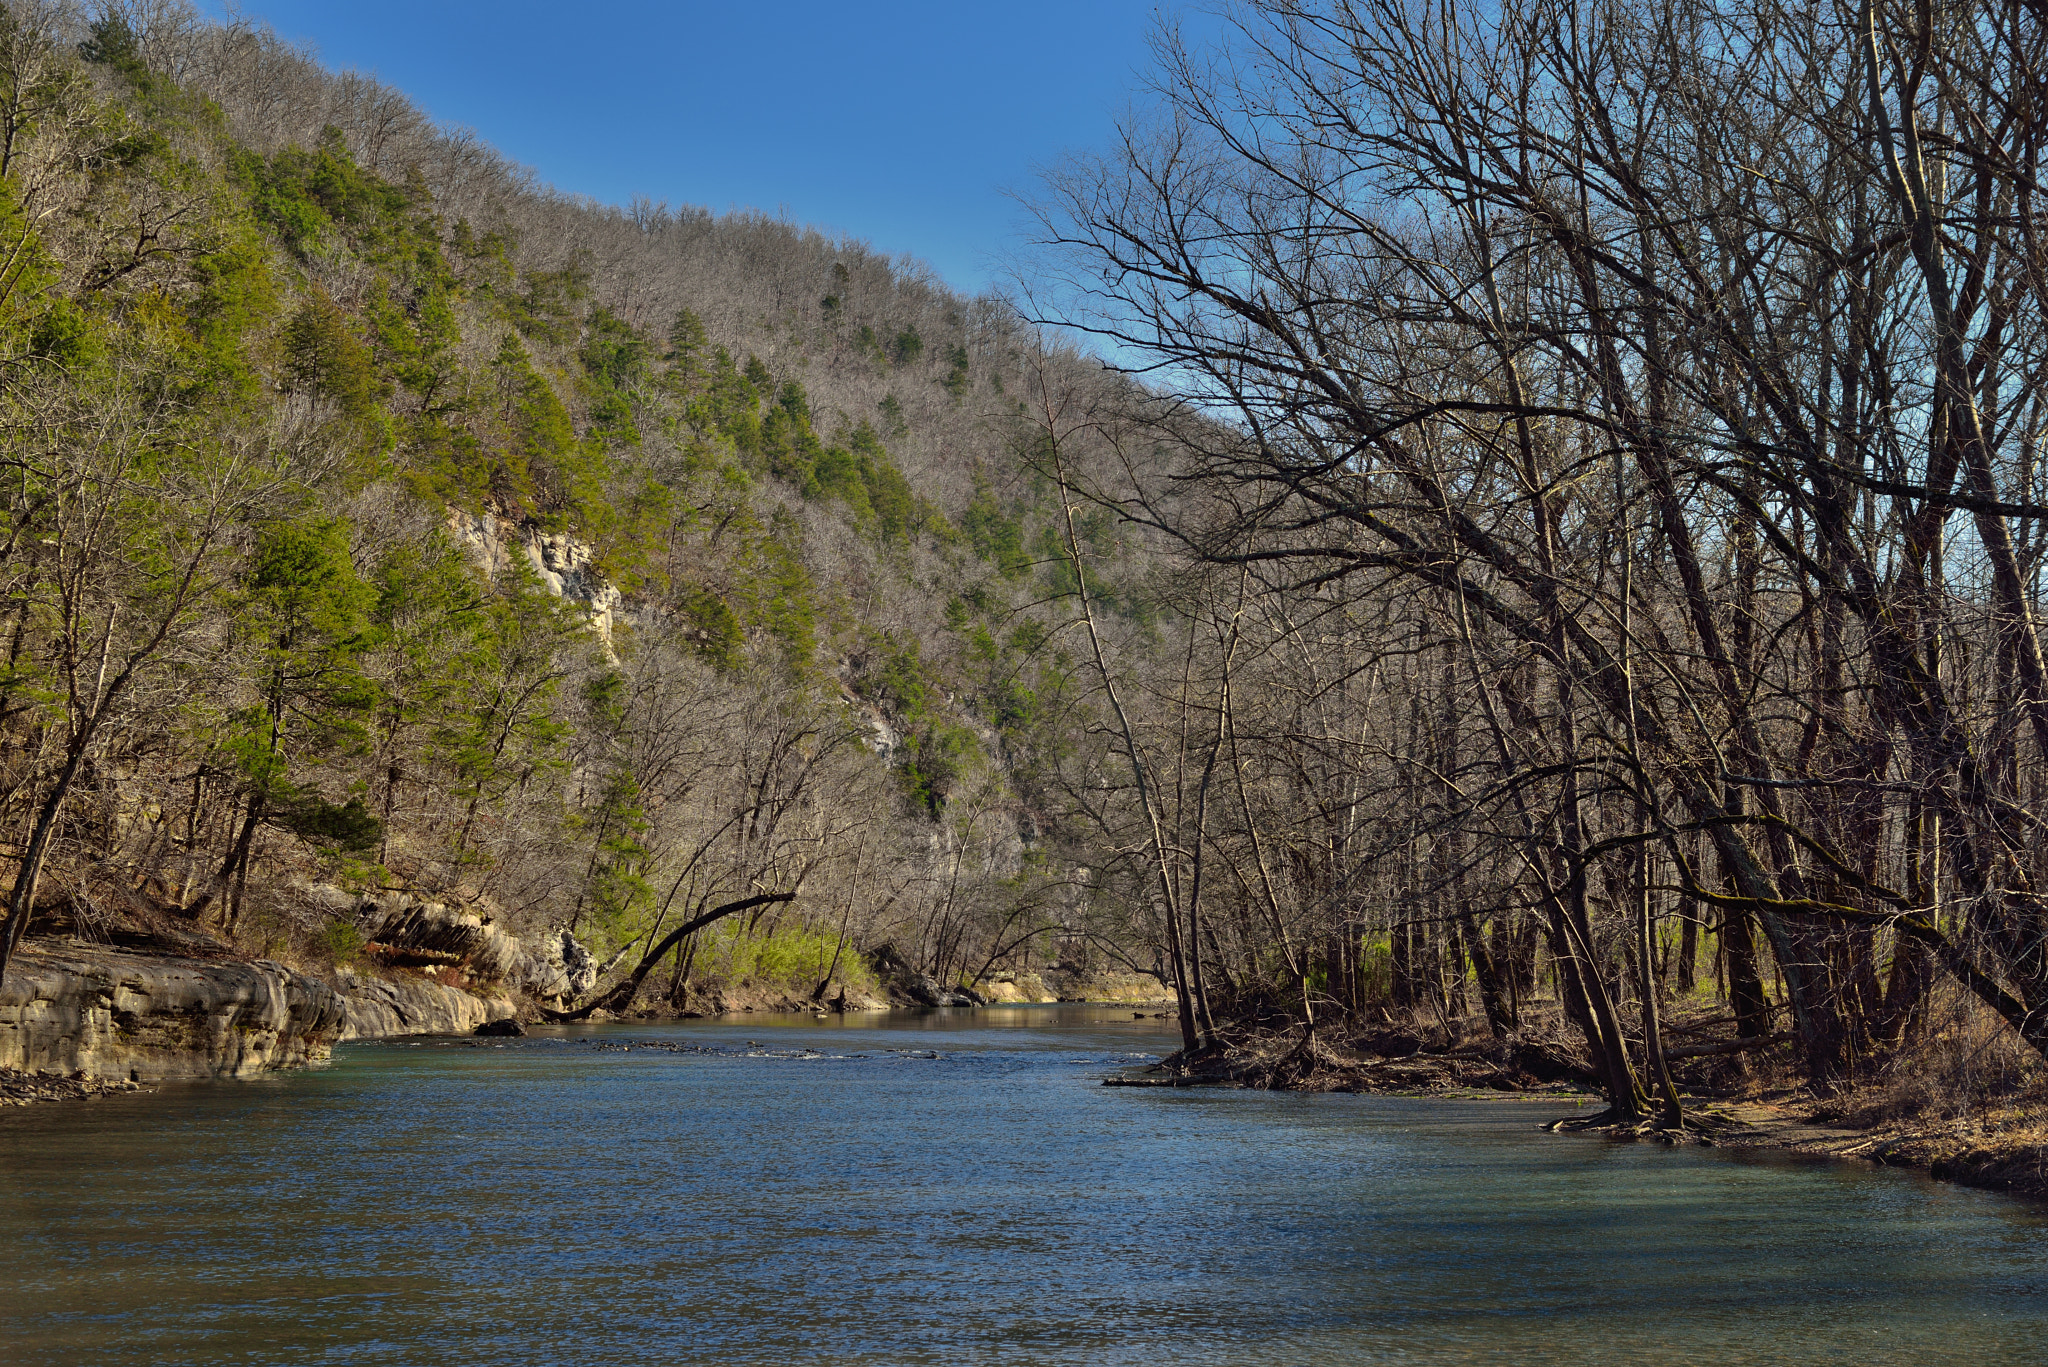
0 0 1175 1009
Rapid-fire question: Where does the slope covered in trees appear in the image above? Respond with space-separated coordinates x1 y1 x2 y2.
11 0 2044 1142
0 0 1178 1009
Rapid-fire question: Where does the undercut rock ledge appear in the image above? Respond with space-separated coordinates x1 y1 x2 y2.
0 940 515 1084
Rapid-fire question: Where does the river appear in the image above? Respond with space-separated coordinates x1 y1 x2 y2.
1 1004 2044 1364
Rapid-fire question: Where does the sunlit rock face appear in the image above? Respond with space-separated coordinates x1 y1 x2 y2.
0 922 524 1082
445 510 625 655
354 894 548 994
0 944 346 1082
331 968 517 1041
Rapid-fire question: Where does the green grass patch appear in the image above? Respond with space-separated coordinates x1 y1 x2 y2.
693 920 878 997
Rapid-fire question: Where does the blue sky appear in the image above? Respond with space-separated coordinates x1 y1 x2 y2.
201 2 1203 296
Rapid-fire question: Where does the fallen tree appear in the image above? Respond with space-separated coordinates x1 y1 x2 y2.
542 891 797 1022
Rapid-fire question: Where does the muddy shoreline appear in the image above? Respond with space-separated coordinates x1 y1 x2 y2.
1108 1038 2048 1204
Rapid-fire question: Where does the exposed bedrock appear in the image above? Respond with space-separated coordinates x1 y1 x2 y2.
354 893 580 1001
0 942 346 1082
0 936 520 1083
334 967 515 1040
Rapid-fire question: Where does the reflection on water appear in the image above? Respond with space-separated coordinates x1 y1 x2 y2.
2 1004 2045 1365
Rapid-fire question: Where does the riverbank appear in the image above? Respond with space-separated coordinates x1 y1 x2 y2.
0 919 1175 1099
0 932 1172 1097
1117 1026 2048 1202
1686 1095 2048 1199
0 936 518 1091
630 964 1174 1016
1 1066 151 1106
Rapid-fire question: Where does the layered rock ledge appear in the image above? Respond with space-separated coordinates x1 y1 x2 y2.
0 942 346 1082
0 938 518 1085
334 967 516 1041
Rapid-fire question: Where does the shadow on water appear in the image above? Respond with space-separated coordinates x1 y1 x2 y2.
2 1004 2045 1365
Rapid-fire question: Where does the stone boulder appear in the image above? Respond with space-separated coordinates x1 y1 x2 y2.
865 943 983 1007
901 971 982 1009
522 929 598 1001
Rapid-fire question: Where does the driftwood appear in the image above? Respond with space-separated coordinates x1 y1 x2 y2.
1663 1032 1793 1062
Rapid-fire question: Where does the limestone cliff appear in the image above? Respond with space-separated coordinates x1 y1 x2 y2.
0 922 522 1084
0 942 347 1082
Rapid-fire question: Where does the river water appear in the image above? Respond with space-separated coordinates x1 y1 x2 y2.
2 1005 2045 1364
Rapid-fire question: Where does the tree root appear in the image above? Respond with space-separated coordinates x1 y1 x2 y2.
1142 1030 1351 1089
1543 1106 1740 1143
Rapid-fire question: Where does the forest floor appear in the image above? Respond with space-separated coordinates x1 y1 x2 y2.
1116 1016 2048 1202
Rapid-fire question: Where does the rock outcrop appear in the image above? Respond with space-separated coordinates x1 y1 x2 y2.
332 967 515 1040
978 971 1059 1004
446 510 624 655
359 895 538 985
0 942 347 1082
354 894 579 1004
1034 967 1176 1005
0 914 524 1083
521 928 598 1001
866 944 984 1007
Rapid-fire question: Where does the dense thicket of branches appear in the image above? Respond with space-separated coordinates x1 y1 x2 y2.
1030 0 2048 1112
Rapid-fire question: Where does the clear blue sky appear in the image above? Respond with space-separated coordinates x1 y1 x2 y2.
201 1 1202 296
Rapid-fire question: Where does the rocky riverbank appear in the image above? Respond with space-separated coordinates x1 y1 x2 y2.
0 877 1177 1104
1 1064 150 1106
0 941 346 1084
0 892 553 1097
0 937 521 1090
863 945 1176 1009
0 917 1174 1102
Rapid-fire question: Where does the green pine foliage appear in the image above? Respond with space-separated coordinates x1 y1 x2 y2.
960 473 1031 579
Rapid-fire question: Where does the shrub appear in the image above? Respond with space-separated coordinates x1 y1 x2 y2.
323 920 364 964
694 920 879 997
